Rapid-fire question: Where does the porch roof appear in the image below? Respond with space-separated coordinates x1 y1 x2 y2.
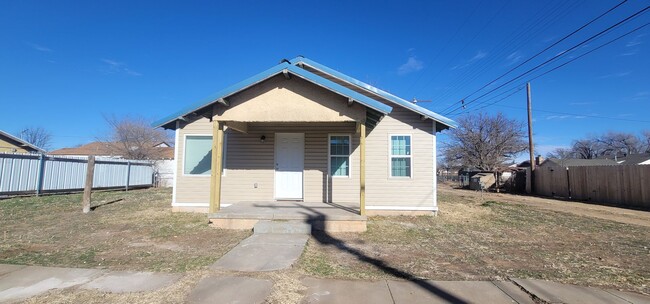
290 57 457 129
153 62 393 129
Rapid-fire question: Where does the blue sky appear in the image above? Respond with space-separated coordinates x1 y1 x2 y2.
1 0 648 157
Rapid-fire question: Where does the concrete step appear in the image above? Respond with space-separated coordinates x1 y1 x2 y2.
253 220 312 234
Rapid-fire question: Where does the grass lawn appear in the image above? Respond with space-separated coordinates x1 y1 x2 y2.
0 188 249 272
298 187 650 294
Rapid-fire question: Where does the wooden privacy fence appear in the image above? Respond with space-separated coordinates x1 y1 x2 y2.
534 165 650 209
0 153 154 197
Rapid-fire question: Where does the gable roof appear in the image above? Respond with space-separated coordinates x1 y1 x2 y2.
613 153 650 165
0 130 46 153
542 158 618 167
290 57 458 129
153 57 456 130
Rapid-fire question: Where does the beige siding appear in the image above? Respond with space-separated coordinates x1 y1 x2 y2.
174 116 212 204
175 120 359 205
220 123 358 203
215 75 365 123
0 138 30 153
365 107 436 208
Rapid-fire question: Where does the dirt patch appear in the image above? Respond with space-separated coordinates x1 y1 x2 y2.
0 188 250 272
298 187 650 295
438 183 650 227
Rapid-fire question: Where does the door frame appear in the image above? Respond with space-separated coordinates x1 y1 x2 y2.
274 132 305 200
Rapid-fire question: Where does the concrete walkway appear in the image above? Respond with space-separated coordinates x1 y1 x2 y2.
1 264 649 303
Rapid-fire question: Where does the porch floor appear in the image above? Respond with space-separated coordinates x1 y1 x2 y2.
208 201 367 232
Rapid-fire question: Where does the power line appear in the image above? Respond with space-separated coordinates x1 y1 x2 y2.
428 0 582 107
451 20 650 115
495 104 650 124
442 5 650 115
460 0 627 102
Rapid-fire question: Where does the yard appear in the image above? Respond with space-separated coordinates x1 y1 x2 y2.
298 184 650 294
1 185 648 297
0 188 249 273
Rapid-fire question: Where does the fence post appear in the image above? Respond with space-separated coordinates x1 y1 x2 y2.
125 161 131 191
82 156 95 213
35 153 46 196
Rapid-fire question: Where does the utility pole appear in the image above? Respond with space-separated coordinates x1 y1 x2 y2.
527 83 535 192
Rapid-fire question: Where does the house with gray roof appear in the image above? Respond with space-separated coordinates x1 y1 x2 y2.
153 57 456 228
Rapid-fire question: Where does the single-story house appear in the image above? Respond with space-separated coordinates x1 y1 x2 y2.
0 130 45 154
610 153 650 165
153 57 456 216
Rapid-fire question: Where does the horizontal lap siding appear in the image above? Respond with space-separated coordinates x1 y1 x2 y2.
175 117 212 204
221 123 357 203
366 107 435 207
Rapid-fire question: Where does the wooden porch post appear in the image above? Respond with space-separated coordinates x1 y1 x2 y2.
209 120 224 213
359 123 366 216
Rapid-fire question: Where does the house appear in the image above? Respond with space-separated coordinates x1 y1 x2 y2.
0 130 45 154
469 173 495 190
539 158 618 169
50 141 174 159
610 153 650 165
153 57 456 217
50 141 175 187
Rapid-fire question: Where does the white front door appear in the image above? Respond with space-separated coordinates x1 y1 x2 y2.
275 133 304 200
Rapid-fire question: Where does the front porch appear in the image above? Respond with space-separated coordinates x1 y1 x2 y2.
209 201 367 232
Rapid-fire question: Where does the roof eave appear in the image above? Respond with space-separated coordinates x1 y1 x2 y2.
153 62 393 129
290 57 457 129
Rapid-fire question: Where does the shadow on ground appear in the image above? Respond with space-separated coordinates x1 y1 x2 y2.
299 205 469 304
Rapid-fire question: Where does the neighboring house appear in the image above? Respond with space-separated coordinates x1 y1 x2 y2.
610 153 650 165
0 130 45 154
50 141 175 187
154 56 457 215
539 158 618 169
50 141 174 159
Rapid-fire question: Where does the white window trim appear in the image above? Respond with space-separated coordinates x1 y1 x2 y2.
181 134 227 177
328 134 352 178
388 133 413 179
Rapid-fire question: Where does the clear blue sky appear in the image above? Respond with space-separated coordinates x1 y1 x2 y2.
1 0 648 156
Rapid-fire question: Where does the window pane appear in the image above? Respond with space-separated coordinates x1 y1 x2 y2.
329 136 349 156
391 157 411 177
184 136 212 175
331 156 349 176
391 135 411 155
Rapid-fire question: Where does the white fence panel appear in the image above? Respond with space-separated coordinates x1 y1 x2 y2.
0 153 154 196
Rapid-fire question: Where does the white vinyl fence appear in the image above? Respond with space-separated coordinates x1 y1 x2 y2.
0 153 154 196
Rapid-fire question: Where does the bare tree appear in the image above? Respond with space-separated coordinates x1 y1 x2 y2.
595 132 641 157
571 139 599 159
443 112 528 171
546 147 574 159
19 127 52 151
643 130 650 153
102 115 172 160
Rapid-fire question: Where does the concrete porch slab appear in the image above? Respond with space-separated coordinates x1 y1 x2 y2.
209 201 367 232
0 266 104 303
81 271 181 293
187 276 273 304
210 234 309 272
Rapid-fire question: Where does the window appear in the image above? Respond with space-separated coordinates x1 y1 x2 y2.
184 136 212 175
329 135 350 177
390 135 411 177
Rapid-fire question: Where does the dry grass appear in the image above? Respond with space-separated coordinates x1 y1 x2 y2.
0 188 249 272
299 188 650 294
